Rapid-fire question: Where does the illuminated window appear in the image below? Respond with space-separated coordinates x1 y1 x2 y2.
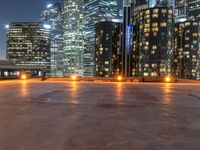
153 9 158 13
160 22 167 27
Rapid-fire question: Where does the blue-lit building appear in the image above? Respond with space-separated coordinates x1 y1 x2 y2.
84 0 118 76
122 0 134 77
41 1 64 77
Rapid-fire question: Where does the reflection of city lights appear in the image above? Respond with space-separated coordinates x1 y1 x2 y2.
21 80 28 97
116 82 123 101
70 81 79 104
163 83 172 106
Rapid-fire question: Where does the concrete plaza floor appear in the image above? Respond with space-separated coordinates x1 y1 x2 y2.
0 80 200 150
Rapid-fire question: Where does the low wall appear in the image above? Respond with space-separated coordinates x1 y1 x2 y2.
176 78 200 83
1 76 199 84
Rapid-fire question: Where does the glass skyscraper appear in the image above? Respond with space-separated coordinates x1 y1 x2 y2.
63 0 84 76
174 21 200 80
148 0 173 8
84 0 118 76
95 21 122 77
174 0 188 22
41 1 64 77
188 0 200 21
7 22 51 76
133 7 173 77
122 0 133 77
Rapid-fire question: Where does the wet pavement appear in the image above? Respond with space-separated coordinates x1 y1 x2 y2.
0 80 200 150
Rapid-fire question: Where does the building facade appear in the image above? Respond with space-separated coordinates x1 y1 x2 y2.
63 0 84 76
41 1 64 77
174 21 200 80
148 0 173 8
84 0 118 76
188 0 200 21
122 0 134 77
7 22 51 76
132 0 148 16
174 0 188 22
0 60 42 78
132 7 173 77
95 21 122 77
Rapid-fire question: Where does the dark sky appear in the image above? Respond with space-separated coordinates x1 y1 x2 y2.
0 0 122 59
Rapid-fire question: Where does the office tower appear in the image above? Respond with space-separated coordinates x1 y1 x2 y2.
188 0 200 21
63 0 84 76
6 22 51 76
131 0 148 18
41 1 64 77
95 21 122 77
174 21 200 80
133 7 173 77
122 0 134 77
148 0 173 8
84 0 118 76
174 0 188 22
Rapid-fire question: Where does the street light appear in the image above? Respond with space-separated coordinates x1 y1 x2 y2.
117 76 122 82
71 75 77 81
165 76 171 83
20 74 27 80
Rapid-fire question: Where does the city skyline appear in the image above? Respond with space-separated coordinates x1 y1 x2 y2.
0 0 49 59
0 0 123 59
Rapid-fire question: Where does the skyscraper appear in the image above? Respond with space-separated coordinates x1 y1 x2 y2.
63 0 84 76
174 21 200 80
148 0 173 8
95 21 122 77
122 0 133 77
174 0 188 22
41 1 64 77
133 7 173 77
84 0 118 76
188 0 200 21
7 22 51 76
131 0 148 20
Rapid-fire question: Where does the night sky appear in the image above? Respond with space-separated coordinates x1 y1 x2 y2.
0 0 122 59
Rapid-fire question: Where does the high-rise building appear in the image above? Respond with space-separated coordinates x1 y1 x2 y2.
95 21 122 77
63 0 84 76
6 22 51 76
122 0 134 77
132 7 173 77
41 1 64 77
84 0 118 76
173 21 200 80
148 0 173 8
188 0 200 21
130 0 149 23
174 0 188 22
